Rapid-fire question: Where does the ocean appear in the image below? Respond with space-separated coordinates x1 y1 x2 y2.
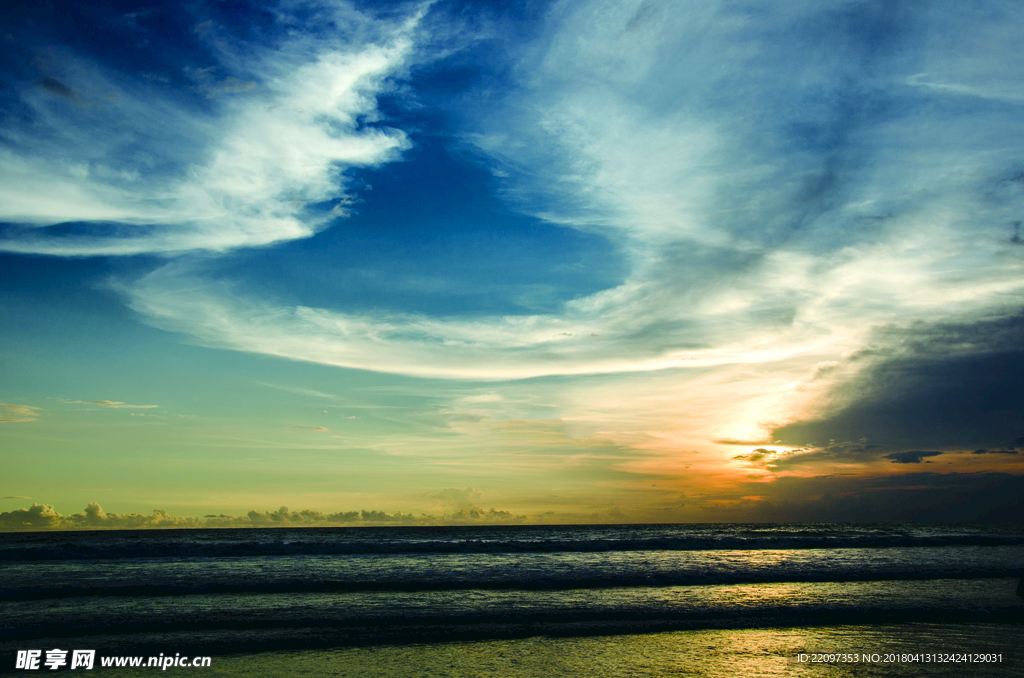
2 523 1022 676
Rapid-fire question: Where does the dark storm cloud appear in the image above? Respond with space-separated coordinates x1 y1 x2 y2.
708 472 1024 523
774 313 1024 451
973 436 1024 455
740 439 881 471
884 450 941 464
732 448 776 462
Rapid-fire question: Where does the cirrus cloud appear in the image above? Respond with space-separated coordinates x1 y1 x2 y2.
62 400 158 409
0 403 41 423
0 1 420 256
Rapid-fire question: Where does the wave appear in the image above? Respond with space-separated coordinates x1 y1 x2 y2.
3 566 1021 601
3 525 1024 561
2 579 1022 650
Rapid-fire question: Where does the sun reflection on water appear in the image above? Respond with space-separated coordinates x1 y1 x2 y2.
91 624 1021 678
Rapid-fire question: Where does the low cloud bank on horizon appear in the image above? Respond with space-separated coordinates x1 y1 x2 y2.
0 501 525 532
4 469 1022 531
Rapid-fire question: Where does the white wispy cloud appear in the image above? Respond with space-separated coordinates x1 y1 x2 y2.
62 400 158 409
0 403 41 423
256 382 341 400
121 213 1024 383
289 425 329 432
123 259 841 380
906 74 1024 102
111 2 1024 383
461 394 503 404
0 1 420 255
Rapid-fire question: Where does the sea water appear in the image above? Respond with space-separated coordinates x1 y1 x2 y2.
2 524 1021 676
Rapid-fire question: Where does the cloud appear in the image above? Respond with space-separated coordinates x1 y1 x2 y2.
5 471 1023 530
884 450 942 464
257 383 340 400
462 394 503 404
2 496 31 499
0 403 41 422
774 314 1024 450
972 437 1024 455
904 14 1024 104
63 400 158 409
0 502 527 531
0 504 64 530
0 2 420 255
906 74 1024 103
119 254 863 380
735 439 882 471
0 503 196 531
732 448 778 463
107 0 1024 392
675 472 1024 523
184 66 258 99
431 487 484 507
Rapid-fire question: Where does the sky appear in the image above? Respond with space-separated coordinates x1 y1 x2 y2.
2 0 1024 529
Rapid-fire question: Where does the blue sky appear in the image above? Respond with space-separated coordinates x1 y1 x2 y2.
3 0 1024 528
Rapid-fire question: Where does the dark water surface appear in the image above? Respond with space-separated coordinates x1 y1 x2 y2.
2 524 1022 675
